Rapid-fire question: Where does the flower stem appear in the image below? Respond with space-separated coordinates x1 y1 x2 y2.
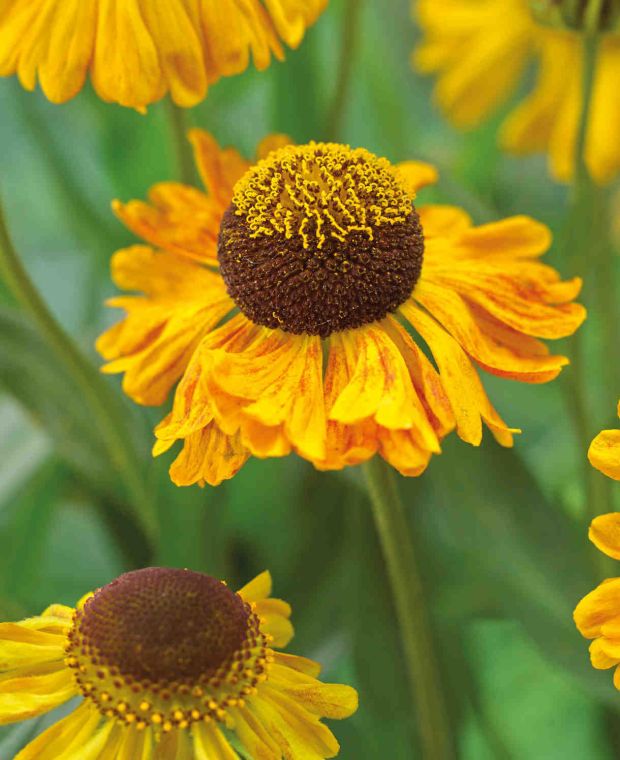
324 0 364 140
566 6 615 560
164 99 197 186
363 458 455 759
0 201 158 551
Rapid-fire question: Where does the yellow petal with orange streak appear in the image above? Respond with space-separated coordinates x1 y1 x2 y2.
169 423 250 488
414 280 569 382
401 301 517 447
329 326 436 438
188 130 250 205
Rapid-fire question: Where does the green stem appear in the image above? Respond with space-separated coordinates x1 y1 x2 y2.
363 458 455 759
566 8 615 565
324 0 364 140
0 202 158 551
165 99 197 185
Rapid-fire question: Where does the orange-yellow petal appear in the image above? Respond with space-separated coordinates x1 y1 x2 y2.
401 301 517 447
574 578 620 639
589 410 620 481
97 246 232 405
589 514 620 561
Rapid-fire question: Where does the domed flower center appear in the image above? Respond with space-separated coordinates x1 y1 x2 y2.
218 143 424 338
66 568 272 732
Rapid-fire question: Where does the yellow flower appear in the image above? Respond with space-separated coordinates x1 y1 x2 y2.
574 514 620 687
97 131 585 486
589 401 620 480
0 0 326 109
0 567 357 759
414 0 620 183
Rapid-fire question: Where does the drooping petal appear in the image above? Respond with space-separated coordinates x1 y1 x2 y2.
401 301 517 447
0 622 67 671
97 246 232 405
251 687 341 759
201 328 327 461
229 706 281 760
0 664 77 725
166 422 250 488
193 721 239 760
414 280 570 382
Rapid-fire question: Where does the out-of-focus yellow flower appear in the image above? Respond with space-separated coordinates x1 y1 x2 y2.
574 514 620 687
414 0 620 183
0 567 357 759
589 402 620 479
97 130 585 486
0 0 327 110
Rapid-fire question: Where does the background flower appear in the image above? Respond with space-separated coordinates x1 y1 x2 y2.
414 0 620 183
0 567 357 759
0 0 327 109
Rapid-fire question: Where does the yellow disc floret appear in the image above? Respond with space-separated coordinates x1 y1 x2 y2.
231 142 414 250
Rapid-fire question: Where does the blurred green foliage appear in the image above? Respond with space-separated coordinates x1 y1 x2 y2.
0 0 619 757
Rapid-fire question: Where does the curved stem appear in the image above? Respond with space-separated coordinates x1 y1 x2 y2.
164 99 197 185
0 202 158 550
324 0 364 141
363 458 455 759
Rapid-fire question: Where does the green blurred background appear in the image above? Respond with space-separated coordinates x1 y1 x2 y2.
1 0 619 757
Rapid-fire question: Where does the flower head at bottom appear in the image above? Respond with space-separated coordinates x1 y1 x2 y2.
0 567 357 759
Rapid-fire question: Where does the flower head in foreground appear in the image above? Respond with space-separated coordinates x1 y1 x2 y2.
1 567 357 759
574 514 620 687
97 131 585 486
0 0 326 109
589 402 620 479
414 0 620 183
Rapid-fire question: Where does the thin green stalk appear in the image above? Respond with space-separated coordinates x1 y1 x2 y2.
165 100 197 185
324 0 364 140
566 4 614 562
0 202 158 551
363 458 455 760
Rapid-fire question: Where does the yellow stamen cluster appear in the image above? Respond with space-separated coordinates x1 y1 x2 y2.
231 142 413 250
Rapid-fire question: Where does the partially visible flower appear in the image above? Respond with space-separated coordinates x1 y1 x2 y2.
97 130 585 486
589 401 620 479
414 0 620 183
575 514 620 687
0 0 327 110
0 567 357 759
